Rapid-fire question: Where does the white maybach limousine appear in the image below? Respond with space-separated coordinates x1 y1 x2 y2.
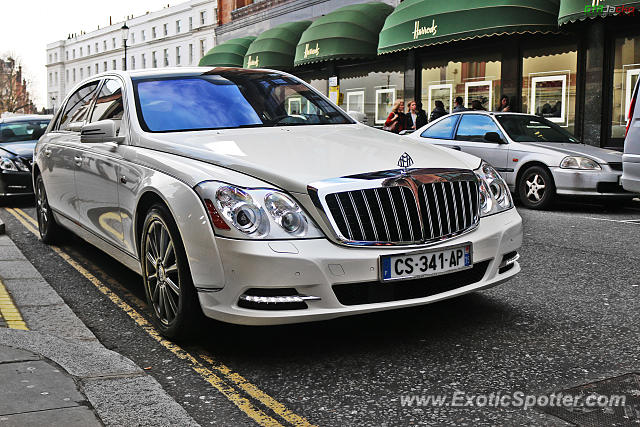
34 68 522 339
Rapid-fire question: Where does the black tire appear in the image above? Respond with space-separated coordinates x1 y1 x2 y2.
140 203 201 340
35 174 63 244
517 166 556 210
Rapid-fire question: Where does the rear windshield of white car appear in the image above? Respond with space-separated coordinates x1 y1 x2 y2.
0 120 50 143
496 115 579 143
132 71 352 132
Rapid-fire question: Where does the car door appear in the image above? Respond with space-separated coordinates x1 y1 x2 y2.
453 114 510 173
75 78 127 249
39 81 100 222
417 115 460 149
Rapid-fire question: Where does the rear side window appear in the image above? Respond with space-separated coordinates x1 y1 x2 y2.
420 115 458 139
90 79 124 135
58 82 100 131
455 115 502 142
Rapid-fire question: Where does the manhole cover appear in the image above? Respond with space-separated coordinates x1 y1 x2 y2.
542 373 640 426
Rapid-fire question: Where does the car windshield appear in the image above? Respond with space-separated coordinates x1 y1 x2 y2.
133 71 352 132
0 120 50 143
495 115 579 143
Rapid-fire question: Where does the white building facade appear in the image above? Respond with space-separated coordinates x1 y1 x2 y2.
46 0 218 110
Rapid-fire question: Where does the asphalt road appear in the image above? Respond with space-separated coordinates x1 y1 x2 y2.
1 198 639 426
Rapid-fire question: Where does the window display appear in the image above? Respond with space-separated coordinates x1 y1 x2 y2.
611 35 640 139
336 62 404 126
422 54 501 115
530 74 567 123
346 90 365 114
522 46 577 133
376 88 396 124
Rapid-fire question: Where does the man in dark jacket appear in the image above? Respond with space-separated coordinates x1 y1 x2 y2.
429 100 448 122
452 96 468 113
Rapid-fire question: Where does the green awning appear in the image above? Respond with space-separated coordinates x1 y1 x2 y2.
558 0 640 25
198 36 257 67
378 0 560 54
294 2 394 66
243 21 311 70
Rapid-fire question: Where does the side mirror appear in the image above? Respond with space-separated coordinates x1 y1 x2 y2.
81 120 124 144
484 131 505 144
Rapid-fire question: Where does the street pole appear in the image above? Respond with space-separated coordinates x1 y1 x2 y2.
121 23 129 71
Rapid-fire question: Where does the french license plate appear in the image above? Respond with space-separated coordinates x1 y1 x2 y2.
380 243 473 282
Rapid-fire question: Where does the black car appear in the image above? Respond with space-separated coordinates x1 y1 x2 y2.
0 114 52 200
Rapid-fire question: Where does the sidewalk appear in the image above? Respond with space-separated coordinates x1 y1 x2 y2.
0 227 198 426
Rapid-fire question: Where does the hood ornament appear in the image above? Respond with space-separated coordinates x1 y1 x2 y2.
397 152 414 174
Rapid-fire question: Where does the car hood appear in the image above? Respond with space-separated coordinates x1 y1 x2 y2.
138 124 481 193
0 142 36 158
525 142 623 164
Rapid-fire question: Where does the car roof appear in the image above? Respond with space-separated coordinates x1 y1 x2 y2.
0 114 53 124
80 67 288 81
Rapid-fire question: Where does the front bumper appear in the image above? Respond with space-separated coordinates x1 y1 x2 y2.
0 170 34 197
197 207 523 325
551 166 638 197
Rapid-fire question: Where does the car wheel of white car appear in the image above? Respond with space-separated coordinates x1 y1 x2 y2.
141 204 200 340
518 166 555 210
35 174 63 244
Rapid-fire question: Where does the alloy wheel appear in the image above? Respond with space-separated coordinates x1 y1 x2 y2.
525 173 546 202
144 219 180 325
36 178 49 235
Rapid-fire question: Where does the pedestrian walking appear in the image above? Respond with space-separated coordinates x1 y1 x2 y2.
383 100 406 134
407 100 428 129
429 100 448 122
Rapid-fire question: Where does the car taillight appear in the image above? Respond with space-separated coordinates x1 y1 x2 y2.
204 199 230 230
626 86 637 138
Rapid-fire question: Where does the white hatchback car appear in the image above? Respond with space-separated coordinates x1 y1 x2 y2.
35 68 522 339
409 112 637 209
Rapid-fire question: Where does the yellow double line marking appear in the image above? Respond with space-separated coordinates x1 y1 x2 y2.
0 278 28 330
5 207 314 427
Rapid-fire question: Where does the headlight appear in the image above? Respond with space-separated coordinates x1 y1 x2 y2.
195 181 324 240
474 161 513 217
0 157 18 172
560 156 601 170
13 158 30 172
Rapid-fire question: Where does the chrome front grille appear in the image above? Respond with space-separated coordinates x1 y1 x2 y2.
313 169 480 246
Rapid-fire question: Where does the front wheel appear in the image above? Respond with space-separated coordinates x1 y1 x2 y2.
141 204 201 340
35 174 63 243
517 166 556 210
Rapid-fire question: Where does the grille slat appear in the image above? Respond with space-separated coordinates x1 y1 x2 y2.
324 173 480 245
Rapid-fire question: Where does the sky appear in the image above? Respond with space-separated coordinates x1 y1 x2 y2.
1 0 171 109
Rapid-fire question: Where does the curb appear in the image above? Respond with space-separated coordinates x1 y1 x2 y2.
0 233 198 426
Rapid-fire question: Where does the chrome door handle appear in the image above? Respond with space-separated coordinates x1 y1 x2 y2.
44 148 52 157
120 175 127 184
74 156 82 167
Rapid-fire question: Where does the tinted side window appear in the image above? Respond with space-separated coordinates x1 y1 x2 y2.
58 82 100 131
421 115 458 139
90 79 124 135
455 115 502 142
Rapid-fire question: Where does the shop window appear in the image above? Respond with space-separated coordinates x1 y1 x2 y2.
522 46 577 134
335 62 404 126
611 35 640 139
422 55 501 115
